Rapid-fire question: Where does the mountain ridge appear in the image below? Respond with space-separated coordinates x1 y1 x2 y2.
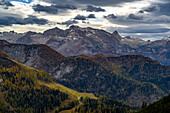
0 26 169 65
0 41 169 106
0 51 141 113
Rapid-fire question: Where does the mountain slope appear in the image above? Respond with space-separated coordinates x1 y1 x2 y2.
0 51 139 113
137 94 170 113
104 55 170 93
75 54 170 93
0 42 168 106
0 51 68 113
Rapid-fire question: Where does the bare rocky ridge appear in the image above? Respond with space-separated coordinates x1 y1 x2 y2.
0 31 24 43
0 26 169 65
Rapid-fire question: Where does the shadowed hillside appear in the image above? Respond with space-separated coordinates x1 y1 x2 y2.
0 42 169 106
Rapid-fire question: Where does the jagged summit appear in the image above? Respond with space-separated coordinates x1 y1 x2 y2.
112 30 119 35
43 27 64 36
112 30 122 40
69 25 106 33
25 31 37 36
162 36 170 41
69 25 80 29
0 25 169 65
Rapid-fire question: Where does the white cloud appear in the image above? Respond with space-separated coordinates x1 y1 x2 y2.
0 0 169 40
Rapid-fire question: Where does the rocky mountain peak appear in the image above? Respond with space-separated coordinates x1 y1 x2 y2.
112 30 122 40
43 27 64 36
25 31 37 36
112 30 119 35
69 25 81 30
9 31 15 33
69 25 96 32
68 25 86 33
162 36 170 41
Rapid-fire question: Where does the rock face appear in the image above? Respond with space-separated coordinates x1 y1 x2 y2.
0 42 169 106
15 26 120 56
0 26 169 65
0 31 24 43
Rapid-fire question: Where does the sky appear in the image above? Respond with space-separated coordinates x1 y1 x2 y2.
0 0 170 41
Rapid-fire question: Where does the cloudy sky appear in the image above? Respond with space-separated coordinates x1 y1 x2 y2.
0 0 170 41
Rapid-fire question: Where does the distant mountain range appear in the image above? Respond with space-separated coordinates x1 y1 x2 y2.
0 40 169 106
0 26 169 65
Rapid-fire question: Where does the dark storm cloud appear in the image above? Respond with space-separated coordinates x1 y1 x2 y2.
104 14 117 19
139 10 144 13
107 25 170 40
33 4 77 14
85 5 105 12
120 27 170 33
144 6 160 12
0 0 14 8
0 15 48 26
74 14 96 20
74 15 86 20
87 14 96 18
57 20 79 26
157 3 170 16
142 6 160 13
55 4 77 9
108 25 170 34
128 14 143 20
106 14 170 26
41 0 142 6
145 15 170 23
33 4 58 14
0 16 22 26
41 0 68 4
139 1 170 16
73 0 142 6
24 15 49 25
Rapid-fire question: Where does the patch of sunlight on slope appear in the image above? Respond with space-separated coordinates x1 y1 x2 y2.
37 80 98 100
38 81 98 113
9 57 39 72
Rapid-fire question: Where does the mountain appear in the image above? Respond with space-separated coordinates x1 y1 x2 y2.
162 36 170 41
0 51 141 113
0 51 68 113
120 36 149 48
137 94 170 113
0 31 24 43
77 54 170 93
0 42 169 106
100 55 170 93
0 26 169 65
15 25 120 56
